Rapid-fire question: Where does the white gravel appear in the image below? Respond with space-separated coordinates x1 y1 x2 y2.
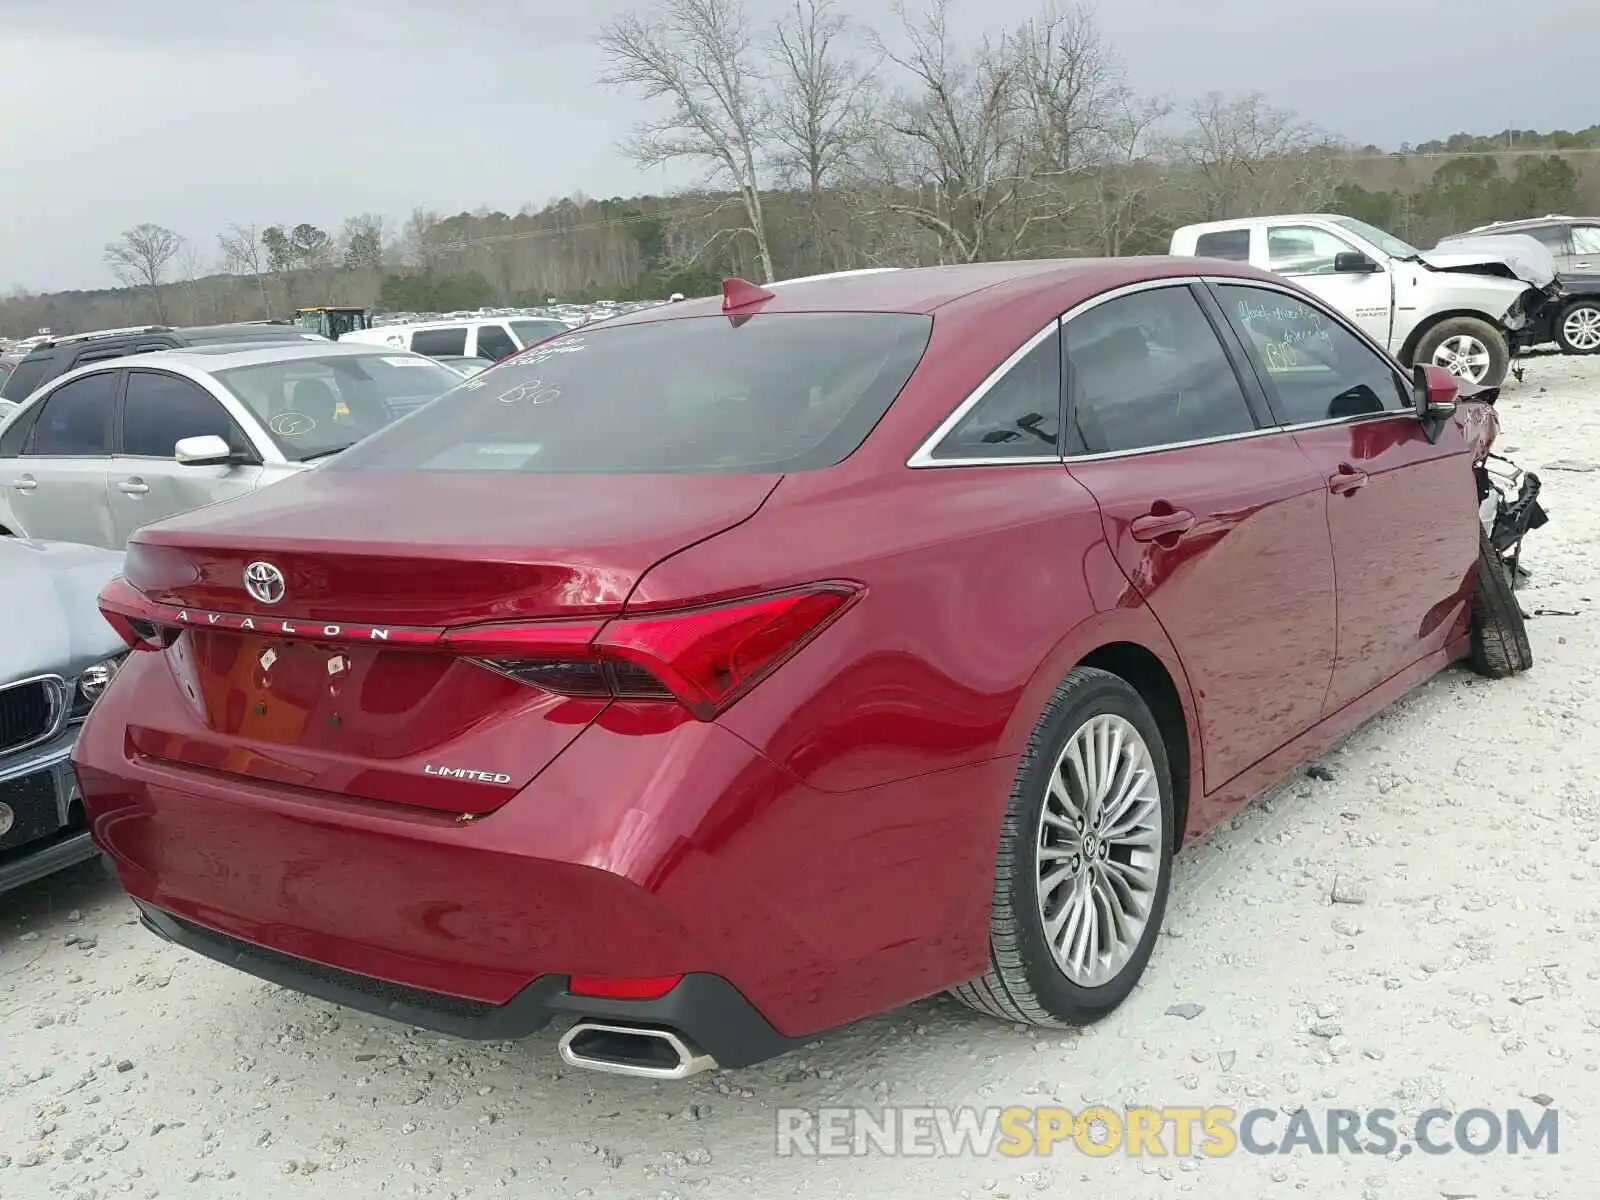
5 354 1599 1198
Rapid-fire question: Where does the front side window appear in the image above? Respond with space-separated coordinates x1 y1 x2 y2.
511 319 569 346
473 324 518 362
1266 225 1362 276
1215 284 1410 423
929 328 1060 460
25 371 118 456
1065 286 1258 456
1328 217 1419 260
410 327 469 357
1519 225 1572 255
121 371 238 457
328 313 934 475
213 353 463 461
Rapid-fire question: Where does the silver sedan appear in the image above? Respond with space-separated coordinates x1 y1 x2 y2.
0 342 463 549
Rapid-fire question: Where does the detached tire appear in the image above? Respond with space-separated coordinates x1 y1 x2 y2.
1414 316 1509 387
952 668 1175 1027
1553 298 1600 355
1470 528 1532 678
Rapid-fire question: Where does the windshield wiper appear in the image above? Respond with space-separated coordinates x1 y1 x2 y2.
297 445 352 463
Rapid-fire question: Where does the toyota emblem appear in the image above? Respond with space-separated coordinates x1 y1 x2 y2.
0 802 13 838
243 561 287 605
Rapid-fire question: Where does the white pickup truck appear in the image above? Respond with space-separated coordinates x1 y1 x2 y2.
1170 214 1560 386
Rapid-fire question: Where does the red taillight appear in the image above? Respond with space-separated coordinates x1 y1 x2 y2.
98 577 174 652
567 973 683 1000
443 582 861 720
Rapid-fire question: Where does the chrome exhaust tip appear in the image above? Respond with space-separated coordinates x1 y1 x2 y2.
557 1022 717 1080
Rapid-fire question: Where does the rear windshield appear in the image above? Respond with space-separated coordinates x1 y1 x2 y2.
213 353 465 461
1 356 51 401
327 313 934 475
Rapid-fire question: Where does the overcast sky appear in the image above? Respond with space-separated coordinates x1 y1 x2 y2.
0 0 1590 292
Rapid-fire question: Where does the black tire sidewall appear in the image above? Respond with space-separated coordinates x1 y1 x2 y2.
1555 300 1600 355
1003 674 1176 1019
1416 318 1509 387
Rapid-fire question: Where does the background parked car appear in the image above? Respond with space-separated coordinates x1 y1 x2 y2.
0 342 464 548
438 356 495 377
341 316 571 361
1 536 125 893
0 322 329 406
1457 213 1600 275
1171 214 1557 386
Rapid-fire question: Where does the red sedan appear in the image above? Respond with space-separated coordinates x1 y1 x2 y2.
77 259 1529 1079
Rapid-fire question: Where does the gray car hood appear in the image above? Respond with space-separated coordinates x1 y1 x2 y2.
1425 234 1557 289
1 538 126 685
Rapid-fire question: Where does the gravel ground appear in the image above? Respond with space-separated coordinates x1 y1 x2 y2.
4 354 1598 1199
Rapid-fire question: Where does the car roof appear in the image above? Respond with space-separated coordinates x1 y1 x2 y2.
594 257 1286 324
131 341 440 371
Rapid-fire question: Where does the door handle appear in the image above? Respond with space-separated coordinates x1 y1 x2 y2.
11 477 37 492
1129 508 1196 542
117 478 149 496
1328 464 1368 495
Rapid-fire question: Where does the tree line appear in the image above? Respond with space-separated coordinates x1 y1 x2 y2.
6 0 1599 338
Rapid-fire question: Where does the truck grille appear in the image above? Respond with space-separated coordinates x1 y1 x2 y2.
0 679 58 757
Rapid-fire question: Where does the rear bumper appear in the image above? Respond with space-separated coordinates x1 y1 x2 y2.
135 899 803 1067
76 694 1010 1050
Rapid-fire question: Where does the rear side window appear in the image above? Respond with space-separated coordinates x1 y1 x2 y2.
330 313 934 475
26 371 119 456
473 324 517 361
1 357 53 401
1194 230 1251 261
1065 286 1257 455
410 327 469 356
930 327 1060 459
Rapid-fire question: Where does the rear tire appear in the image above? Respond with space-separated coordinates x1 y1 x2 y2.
1553 299 1600 355
1470 528 1532 678
951 668 1175 1026
1414 317 1509 387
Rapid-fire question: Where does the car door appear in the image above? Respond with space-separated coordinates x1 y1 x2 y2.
109 369 265 544
470 323 518 362
1061 281 1338 789
1209 279 1478 716
0 370 121 546
1262 223 1393 349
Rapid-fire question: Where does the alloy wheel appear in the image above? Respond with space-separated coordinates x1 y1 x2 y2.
1432 335 1492 383
1034 713 1164 988
1562 305 1600 352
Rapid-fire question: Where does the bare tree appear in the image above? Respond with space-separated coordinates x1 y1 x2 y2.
1012 3 1122 176
1160 91 1343 219
1082 94 1173 254
341 213 387 273
598 0 776 282
865 0 1029 263
768 0 877 270
103 223 184 322
218 222 273 318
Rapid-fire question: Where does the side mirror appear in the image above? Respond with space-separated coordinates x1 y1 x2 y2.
174 434 236 465
1333 251 1380 274
1412 364 1459 443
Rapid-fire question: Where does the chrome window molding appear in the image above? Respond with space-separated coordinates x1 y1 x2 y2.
908 274 1422 469
0 673 70 762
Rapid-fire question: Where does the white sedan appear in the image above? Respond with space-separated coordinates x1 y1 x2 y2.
0 342 463 549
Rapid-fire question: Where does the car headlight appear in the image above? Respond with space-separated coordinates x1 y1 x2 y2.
70 654 128 718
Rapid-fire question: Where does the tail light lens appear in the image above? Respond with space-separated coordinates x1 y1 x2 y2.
99 577 177 651
444 583 861 720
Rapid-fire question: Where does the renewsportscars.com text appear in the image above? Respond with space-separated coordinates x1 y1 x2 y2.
775 1105 1559 1158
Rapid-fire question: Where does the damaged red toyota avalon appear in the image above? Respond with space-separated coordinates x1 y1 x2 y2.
76 259 1529 1079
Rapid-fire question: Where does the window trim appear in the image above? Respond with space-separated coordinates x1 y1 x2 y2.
20 368 124 459
113 367 262 463
1200 275 1418 433
906 321 1063 468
